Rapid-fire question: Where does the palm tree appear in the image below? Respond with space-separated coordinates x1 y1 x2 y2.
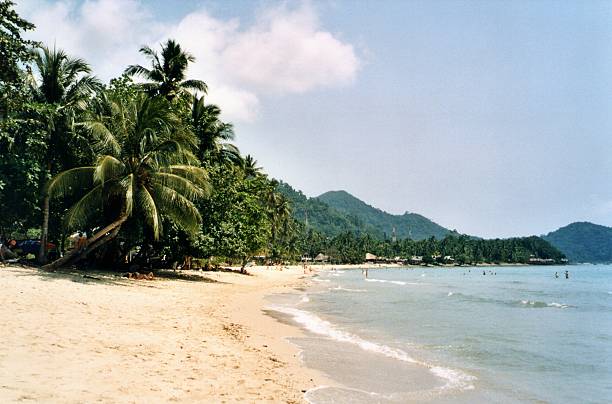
191 95 241 165
265 185 292 260
42 93 209 270
243 155 262 178
29 45 101 263
125 39 206 101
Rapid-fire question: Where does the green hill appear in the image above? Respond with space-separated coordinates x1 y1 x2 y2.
543 222 612 263
277 182 451 240
276 182 376 236
317 190 451 240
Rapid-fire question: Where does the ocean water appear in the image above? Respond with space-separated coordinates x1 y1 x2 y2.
266 265 612 403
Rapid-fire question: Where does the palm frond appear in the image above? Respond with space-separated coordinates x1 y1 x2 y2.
94 155 125 185
84 120 121 155
64 183 105 229
137 186 161 239
162 165 209 188
125 64 152 78
151 184 202 235
121 173 135 217
153 172 208 200
47 167 95 199
181 79 207 93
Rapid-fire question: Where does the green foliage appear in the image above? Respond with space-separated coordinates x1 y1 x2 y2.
190 95 241 165
0 0 37 117
277 183 450 240
543 222 612 263
317 190 450 240
125 39 207 101
277 181 371 236
196 165 271 263
302 232 565 265
0 104 49 234
49 93 209 240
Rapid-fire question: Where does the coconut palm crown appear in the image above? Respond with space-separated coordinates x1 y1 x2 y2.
47 93 210 250
30 45 101 109
191 95 241 165
125 39 207 101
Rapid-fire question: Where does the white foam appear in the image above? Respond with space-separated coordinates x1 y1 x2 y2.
547 302 571 309
330 286 367 293
520 300 572 309
300 295 310 303
313 278 331 283
430 366 476 391
304 385 382 403
269 305 476 391
447 292 454 296
365 278 422 286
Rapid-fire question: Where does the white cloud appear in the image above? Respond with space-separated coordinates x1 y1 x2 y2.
17 0 359 122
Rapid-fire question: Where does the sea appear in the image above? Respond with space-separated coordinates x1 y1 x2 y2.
266 265 612 403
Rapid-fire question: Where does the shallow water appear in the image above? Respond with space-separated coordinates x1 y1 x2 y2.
267 265 612 403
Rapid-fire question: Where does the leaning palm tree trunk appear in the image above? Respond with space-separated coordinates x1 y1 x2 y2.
37 193 50 264
42 214 128 271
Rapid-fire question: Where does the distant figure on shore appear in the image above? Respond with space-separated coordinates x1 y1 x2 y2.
565 270 569 279
483 270 486 275
365 269 368 278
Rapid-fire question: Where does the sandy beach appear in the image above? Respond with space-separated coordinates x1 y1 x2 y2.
0 264 331 403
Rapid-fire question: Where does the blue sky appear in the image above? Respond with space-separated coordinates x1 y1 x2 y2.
18 0 612 238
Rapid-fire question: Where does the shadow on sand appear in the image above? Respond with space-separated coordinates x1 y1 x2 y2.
7 264 232 286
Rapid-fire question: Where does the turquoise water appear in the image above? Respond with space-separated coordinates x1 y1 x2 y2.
268 265 612 403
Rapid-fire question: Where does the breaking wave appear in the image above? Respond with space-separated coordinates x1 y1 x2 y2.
268 305 476 391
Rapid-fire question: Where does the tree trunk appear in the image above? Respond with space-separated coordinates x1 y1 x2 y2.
37 193 50 264
240 256 249 274
42 214 128 271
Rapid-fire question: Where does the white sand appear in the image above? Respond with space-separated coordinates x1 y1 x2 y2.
0 265 331 403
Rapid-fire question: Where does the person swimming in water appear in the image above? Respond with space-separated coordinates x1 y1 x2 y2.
555 272 559 278
565 270 569 279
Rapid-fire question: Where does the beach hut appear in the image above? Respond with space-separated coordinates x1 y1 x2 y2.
314 253 329 263
410 255 423 265
365 253 377 262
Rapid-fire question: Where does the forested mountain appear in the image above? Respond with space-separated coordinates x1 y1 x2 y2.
276 182 376 236
317 190 451 240
277 184 451 240
543 222 612 263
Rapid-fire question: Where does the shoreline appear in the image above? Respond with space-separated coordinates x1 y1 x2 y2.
0 262 573 403
0 265 331 403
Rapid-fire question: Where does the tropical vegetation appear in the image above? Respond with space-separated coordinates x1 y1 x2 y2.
0 2 566 269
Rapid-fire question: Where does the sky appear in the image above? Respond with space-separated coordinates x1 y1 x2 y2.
16 0 612 238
